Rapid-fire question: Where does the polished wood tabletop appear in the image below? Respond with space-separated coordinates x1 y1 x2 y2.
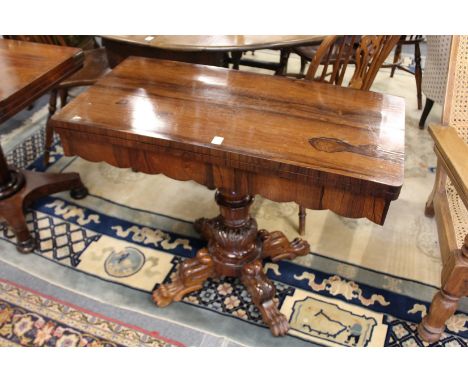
102 35 323 52
0 39 83 123
52 57 405 198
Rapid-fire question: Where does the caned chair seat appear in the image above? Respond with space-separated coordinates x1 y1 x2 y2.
446 179 468 249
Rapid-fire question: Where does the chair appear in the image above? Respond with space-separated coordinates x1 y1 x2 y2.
292 39 332 76
3 35 111 165
417 35 468 344
297 35 400 235
382 35 425 110
418 36 452 129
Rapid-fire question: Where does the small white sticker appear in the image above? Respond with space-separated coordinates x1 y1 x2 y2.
71 115 82 121
144 36 155 42
211 136 224 145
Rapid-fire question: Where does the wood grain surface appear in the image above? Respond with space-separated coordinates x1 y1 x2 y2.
0 39 83 123
51 57 406 224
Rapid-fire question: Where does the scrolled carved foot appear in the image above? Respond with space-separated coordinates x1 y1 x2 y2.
152 279 186 307
259 300 289 337
241 260 289 336
152 248 215 307
259 229 310 262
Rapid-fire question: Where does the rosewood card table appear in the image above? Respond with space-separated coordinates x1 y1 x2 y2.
0 39 87 253
50 57 405 336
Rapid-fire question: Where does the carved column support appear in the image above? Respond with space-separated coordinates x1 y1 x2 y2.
154 188 311 337
195 190 261 277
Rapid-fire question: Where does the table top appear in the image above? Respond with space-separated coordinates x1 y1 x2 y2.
101 35 323 52
0 39 83 123
51 57 405 197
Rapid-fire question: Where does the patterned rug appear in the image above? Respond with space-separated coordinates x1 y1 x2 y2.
0 56 467 347
0 278 182 347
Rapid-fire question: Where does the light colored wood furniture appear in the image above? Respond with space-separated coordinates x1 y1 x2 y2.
297 35 401 235
49 57 405 336
417 35 468 343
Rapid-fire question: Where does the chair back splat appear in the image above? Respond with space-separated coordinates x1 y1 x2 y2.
305 35 400 91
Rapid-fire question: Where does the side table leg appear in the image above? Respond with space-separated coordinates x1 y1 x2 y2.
0 168 87 253
241 259 289 336
152 248 215 307
259 229 310 262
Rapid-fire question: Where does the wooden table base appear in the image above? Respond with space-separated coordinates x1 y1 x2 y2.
152 190 310 336
0 167 87 253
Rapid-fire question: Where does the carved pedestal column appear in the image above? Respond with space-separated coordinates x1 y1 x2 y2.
153 189 310 336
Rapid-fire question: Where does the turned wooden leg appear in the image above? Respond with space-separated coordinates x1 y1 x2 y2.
259 229 310 262
425 161 445 217
59 88 68 108
152 248 215 307
231 51 242 70
241 259 289 336
44 120 55 167
390 43 401 78
48 89 58 119
276 49 291 76
414 42 423 110
299 56 307 76
419 98 434 129
44 89 59 166
418 235 468 343
298 205 306 235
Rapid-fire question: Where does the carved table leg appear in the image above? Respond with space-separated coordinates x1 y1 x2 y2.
153 189 311 337
259 229 310 262
241 259 289 336
298 205 306 236
152 248 215 307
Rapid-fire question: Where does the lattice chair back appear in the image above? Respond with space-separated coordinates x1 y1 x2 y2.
304 35 357 86
443 35 468 144
305 35 400 91
438 35 468 251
